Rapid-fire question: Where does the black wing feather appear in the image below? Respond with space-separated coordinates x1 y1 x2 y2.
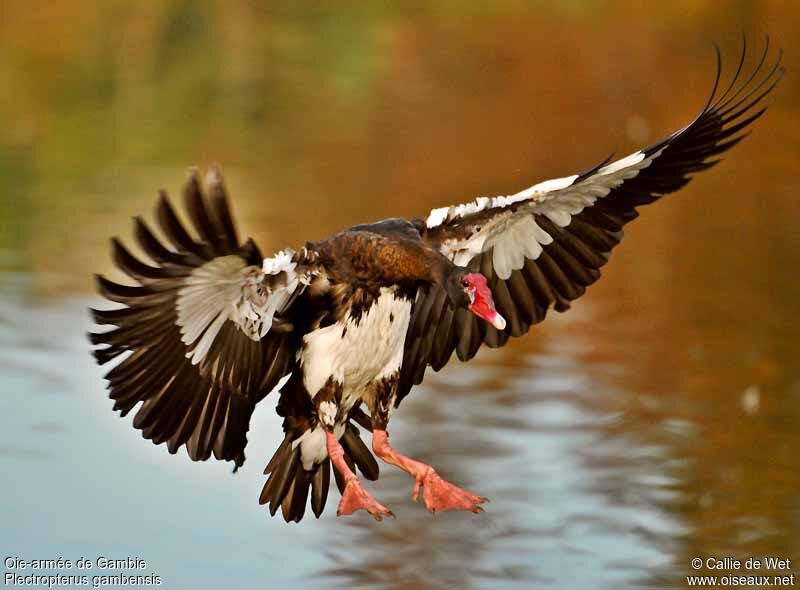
90 169 298 467
397 39 782 406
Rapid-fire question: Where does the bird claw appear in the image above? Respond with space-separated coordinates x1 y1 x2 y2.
337 479 393 521
415 470 488 514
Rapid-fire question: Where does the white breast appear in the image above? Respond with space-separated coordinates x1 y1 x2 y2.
300 287 412 400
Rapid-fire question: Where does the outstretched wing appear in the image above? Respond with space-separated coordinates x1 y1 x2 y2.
90 169 316 467
398 39 783 404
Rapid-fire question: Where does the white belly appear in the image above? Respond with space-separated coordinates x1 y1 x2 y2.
294 287 412 470
294 289 411 469
300 287 412 403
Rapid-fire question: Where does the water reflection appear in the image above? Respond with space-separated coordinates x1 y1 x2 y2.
315 321 687 590
2 286 691 589
1 2 799 589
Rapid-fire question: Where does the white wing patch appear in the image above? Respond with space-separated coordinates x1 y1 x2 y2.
426 206 449 228
433 148 662 279
176 248 309 365
252 248 311 333
425 174 580 229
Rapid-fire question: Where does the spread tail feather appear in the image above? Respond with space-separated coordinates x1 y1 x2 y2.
310 457 330 518
261 423 378 522
341 423 379 480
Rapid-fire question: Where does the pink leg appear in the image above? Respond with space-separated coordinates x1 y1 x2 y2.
326 431 393 521
372 429 487 514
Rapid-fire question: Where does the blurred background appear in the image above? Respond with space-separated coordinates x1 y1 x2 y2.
1 1 798 589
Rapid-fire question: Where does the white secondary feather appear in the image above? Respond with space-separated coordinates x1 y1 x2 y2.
176 256 254 364
432 147 662 279
175 248 309 365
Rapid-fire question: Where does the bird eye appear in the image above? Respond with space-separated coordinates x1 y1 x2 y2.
461 278 470 288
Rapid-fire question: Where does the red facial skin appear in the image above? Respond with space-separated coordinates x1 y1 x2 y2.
464 273 506 330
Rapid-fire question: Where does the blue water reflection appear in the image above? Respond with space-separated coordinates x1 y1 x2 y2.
1 280 682 589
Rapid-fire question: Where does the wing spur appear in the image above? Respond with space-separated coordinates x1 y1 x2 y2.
398 38 784 404
90 169 312 467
